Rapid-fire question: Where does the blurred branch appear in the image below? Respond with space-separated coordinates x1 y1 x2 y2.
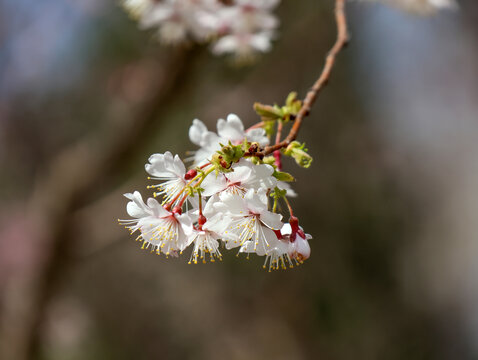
260 0 349 156
0 46 199 360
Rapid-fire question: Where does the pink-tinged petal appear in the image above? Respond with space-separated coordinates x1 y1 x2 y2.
289 236 311 261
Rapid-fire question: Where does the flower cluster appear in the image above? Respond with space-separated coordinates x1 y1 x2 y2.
367 0 456 14
121 0 280 60
120 105 312 271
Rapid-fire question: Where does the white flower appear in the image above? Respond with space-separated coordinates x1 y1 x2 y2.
122 0 281 57
185 227 222 263
145 151 187 206
212 189 282 255
184 196 231 263
367 0 457 14
260 221 311 270
201 158 276 196
281 222 312 263
262 237 294 271
138 0 220 43
120 191 193 256
188 114 269 166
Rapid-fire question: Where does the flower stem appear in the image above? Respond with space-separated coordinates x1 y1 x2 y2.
283 196 294 217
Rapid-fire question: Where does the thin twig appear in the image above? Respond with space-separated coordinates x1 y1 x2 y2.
260 0 349 156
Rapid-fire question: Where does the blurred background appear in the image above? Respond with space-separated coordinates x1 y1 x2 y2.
1 0 477 359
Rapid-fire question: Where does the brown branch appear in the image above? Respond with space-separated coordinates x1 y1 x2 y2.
260 0 349 156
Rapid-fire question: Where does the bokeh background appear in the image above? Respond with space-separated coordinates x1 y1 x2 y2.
1 0 478 359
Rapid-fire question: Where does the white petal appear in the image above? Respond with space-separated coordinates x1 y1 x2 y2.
201 173 228 197
146 197 169 217
217 114 245 143
226 164 252 184
124 191 151 218
189 119 208 146
280 223 292 236
245 128 269 146
260 210 283 230
244 188 268 214
216 192 249 215
204 213 234 236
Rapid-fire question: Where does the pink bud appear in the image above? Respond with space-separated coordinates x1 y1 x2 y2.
184 169 197 180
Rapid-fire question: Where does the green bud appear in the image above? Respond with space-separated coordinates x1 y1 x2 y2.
262 156 275 166
272 170 295 182
282 141 313 168
281 92 302 123
211 153 232 173
253 102 283 121
212 142 247 173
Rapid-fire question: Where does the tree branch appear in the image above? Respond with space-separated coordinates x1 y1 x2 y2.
260 0 349 156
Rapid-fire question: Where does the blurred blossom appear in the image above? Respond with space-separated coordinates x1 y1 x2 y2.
122 0 280 60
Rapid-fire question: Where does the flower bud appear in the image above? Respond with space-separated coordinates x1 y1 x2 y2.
184 169 198 180
283 141 313 168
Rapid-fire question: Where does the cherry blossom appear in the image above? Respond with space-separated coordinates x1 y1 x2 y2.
121 110 312 270
120 191 193 256
188 114 269 166
213 189 282 255
121 0 280 58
